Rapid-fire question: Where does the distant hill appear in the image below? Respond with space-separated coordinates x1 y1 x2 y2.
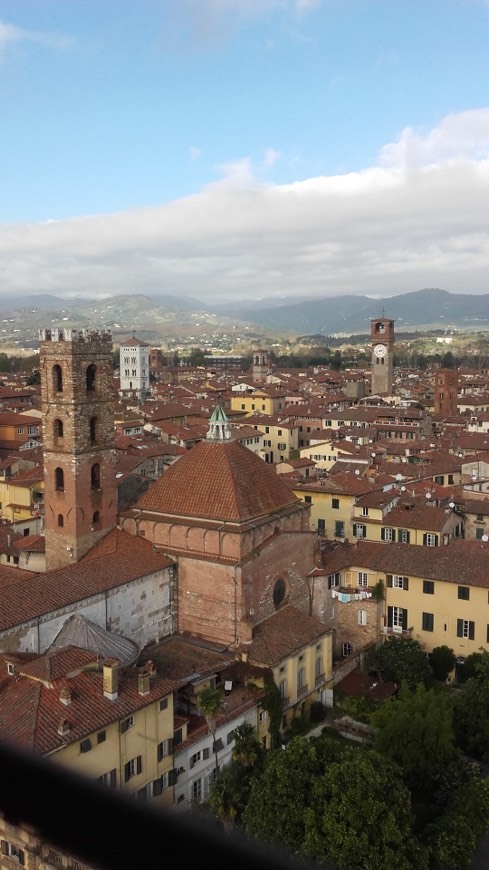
213 288 489 334
0 288 487 343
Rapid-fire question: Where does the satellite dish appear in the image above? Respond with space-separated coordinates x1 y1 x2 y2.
425 492 432 499
482 535 489 542
400 486 406 492
449 502 455 509
354 469 360 475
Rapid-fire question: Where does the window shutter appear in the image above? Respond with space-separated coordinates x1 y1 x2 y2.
434 535 439 546
457 619 463 638
203 747 210 760
168 737 174 754
124 762 130 783
423 533 427 545
381 528 386 541
469 622 475 641
404 577 409 591
1 842 8 856
153 777 163 797
405 530 410 543
391 529 396 542
387 575 393 588
402 609 408 630
387 606 393 628
137 755 142 775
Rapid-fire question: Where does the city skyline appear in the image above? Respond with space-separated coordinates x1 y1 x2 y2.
1 0 489 304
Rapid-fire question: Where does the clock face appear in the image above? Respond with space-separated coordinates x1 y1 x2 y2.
374 343 387 358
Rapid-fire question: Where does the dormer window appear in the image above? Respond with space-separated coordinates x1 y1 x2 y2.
7 662 14 675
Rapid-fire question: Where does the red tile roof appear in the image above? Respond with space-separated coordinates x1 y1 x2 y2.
135 438 300 522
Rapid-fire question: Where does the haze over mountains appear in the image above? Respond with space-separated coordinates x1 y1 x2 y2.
0 288 488 342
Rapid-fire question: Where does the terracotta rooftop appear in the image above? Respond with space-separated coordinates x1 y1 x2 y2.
134 438 301 522
248 604 331 666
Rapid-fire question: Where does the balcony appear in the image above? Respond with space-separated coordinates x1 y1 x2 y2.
297 684 309 698
331 586 372 603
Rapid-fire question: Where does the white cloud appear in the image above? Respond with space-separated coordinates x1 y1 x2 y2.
189 146 202 161
2 109 489 304
0 18 73 59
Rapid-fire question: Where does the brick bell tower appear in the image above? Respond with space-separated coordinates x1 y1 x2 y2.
40 327 117 570
370 316 395 396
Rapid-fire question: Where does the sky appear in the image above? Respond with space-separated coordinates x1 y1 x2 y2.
1 0 489 307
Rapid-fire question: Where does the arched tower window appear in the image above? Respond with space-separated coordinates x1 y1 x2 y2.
53 418 64 440
57 514 64 527
89 416 97 444
273 577 286 609
53 364 63 393
92 510 101 527
91 463 101 490
86 364 96 391
55 467 64 491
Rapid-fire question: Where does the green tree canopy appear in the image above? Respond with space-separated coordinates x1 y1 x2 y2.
303 748 422 870
429 645 456 682
453 651 489 761
371 682 457 797
369 636 432 689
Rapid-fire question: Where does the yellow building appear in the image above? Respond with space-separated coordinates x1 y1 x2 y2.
292 475 371 539
0 459 44 522
245 415 300 462
229 389 288 418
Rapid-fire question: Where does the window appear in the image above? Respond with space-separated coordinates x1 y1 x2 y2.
190 751 201 769
192 778 203 802
97 730 106 744
98 769 117 788
476 528 485 540
80 738 92 753
332 498 340 509
92 510 100 527
259 710 267 722
159 698 168 712
273 577 286 608
173 727 183 746
57 514 64 527
361 506 369 517
422 612 434 632
457 619 475 640
358 609 367 626
354 523 366 539
279 679 287 700
53 418 64 439
358 572 368 587
423 533 438 547
328 572 340 589
423 580 435 595
121 715 134 733
157 738 173 761
124 755 142 782
458 586 470 601
86 363 96 391
1 841 25 865
54 467 64 492
226 730 235 745
387 606 407 631
334 520 344 537
342 642 352 657
317 518 325 533
381 527 395 542
53 364 63 393
387 575 409 590
91 463 101 490
90 416 98 444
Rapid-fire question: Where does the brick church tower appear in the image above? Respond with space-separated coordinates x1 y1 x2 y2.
370 317 395 396
434 368 458 416
40 327 117 571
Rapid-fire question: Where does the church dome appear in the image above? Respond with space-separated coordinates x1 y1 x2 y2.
134 438 300 523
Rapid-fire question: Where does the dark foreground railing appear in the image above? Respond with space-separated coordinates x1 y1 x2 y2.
0 741 313 870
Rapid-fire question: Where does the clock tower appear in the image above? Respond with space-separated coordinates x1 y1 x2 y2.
370 317 395 396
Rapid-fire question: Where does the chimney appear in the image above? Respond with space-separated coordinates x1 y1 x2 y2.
58 718 70 737
59 686 72 706
103 658 119 701
138 671 151 696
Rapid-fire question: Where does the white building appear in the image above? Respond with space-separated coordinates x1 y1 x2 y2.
120 336 150 399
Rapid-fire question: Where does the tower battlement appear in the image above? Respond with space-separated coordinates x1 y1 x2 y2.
39 327 112 345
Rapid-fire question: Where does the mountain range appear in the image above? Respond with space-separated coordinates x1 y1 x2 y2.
0 288 487 343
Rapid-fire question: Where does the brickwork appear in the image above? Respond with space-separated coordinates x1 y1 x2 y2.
370 318 395 396
40 328 117 570
434 368 458 416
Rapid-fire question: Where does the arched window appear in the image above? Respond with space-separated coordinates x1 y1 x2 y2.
57 514 64 527
53 418 64 440
55 467 64 491
86 364 96 391
273 577 286 609
91 463 101 490
89 416 97 444
92 510 101 527
53 364 63 393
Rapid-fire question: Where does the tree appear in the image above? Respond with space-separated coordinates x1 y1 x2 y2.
423 778 489 869
208 762 249 830
232 722 263 770
197 686 223 772
369 636 432 689
371 682 457 797
303 748 423 870
453 651 489 760
429 645 456 682
243 737 320 853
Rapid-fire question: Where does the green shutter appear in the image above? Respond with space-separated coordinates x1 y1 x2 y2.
381 528 386 541
469 622 475 640
457 619 463 638
423 533 428 545
402 609 408 630
387 575 393 587
404 577 409 591
387 606 393 627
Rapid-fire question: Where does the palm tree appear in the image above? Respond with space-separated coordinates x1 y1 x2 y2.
197 686 223 772
232 722 263 769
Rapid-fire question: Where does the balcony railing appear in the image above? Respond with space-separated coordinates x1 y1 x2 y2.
297 684 309 698
331 586 372 602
